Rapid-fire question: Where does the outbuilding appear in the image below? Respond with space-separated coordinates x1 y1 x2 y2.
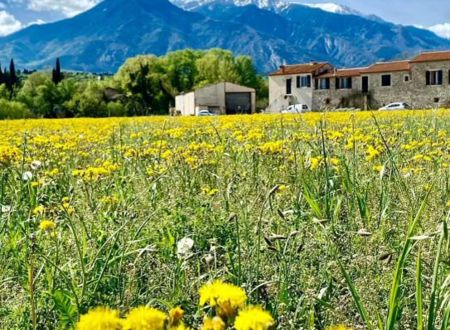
175 82 256 116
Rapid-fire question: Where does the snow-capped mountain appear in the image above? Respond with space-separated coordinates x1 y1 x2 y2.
170 0 285 11
171 0 363 15
0 0 449 73
301 2 360 15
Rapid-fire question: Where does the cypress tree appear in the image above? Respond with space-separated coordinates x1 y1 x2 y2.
9 59 17 87
52 58 63 84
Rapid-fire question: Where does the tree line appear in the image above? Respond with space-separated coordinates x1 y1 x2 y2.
0 49 268 119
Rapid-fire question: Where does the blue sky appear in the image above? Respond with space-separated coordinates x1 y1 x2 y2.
0 0 449 38
300 0 450 26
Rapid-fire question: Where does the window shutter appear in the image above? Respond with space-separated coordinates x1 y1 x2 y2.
426 71 430 85
314 78 318 90
326 78 330 89
438 70 443 85
348 77 353 89
335 78 340 89
307 75 311 87
296 76 301 88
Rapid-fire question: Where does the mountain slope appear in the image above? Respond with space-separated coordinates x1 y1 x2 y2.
0 0 449 73
193 1 450 67
0 0 293 72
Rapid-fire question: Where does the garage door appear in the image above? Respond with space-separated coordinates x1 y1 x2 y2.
226 93 251 114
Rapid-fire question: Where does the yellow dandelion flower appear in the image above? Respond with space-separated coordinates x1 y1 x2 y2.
201 187 219 197
33 205 45 215
39 220 56 232
373 165 384 173
276 185 287 193
310 156 322 170
330 158 340 167
76 307 123 330
365 145 381 161
123 306 166 330
169 307 184 326
325 325 354 330
200 316 226 330
199 280 247 317
170 323 190 330
234 306 275 330
61 202 75 215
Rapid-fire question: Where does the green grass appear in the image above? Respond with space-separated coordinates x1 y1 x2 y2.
0 111 449 329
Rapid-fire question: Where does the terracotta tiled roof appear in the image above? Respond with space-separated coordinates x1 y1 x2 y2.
269 62 329 76
411 50 450 63
360 61 410 74
317 67 366 78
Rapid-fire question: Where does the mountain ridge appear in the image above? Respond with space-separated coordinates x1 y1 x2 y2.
0 0 449 73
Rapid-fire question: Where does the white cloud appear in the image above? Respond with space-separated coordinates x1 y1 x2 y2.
428 23 450 39
0 10 23 36
27 0 102 17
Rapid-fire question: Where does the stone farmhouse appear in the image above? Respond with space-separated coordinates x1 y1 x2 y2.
267 50 450 111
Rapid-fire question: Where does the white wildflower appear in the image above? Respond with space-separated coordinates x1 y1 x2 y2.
1 205 11 213
176 237 194 259
30 160 42 170
22 171 33 181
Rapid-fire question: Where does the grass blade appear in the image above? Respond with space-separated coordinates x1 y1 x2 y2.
427 220 448 330
385 192 430 330
416 251 423 330
338 259 372 328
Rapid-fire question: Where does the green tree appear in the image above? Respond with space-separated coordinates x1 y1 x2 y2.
17 72 75 117
115 55 170 115
194 49 241 87
160 49 202 96
0 99 32 119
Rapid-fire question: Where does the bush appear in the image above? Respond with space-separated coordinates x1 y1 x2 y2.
0 99 33 119
107 102 127 117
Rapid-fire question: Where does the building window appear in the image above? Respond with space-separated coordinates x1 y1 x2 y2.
296 75 311 88
434 97 440 103
381 74 391 87
318 78 330 90
336 77 352 89
286 78 292 95
426 70 443 85
404 75 410 82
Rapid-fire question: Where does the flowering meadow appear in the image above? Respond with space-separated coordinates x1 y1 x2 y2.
0 110 449 329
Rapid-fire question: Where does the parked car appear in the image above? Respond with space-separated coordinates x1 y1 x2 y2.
281 104 310 114
379 102 411 111
196 109 217 116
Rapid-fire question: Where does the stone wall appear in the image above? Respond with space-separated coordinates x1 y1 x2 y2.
409 60 450 108
312 77 363 110
364 71 411 109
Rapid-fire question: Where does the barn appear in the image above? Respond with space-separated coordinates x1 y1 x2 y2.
175 82 256 116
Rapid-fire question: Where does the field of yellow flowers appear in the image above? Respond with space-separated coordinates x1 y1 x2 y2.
0 110 449 329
